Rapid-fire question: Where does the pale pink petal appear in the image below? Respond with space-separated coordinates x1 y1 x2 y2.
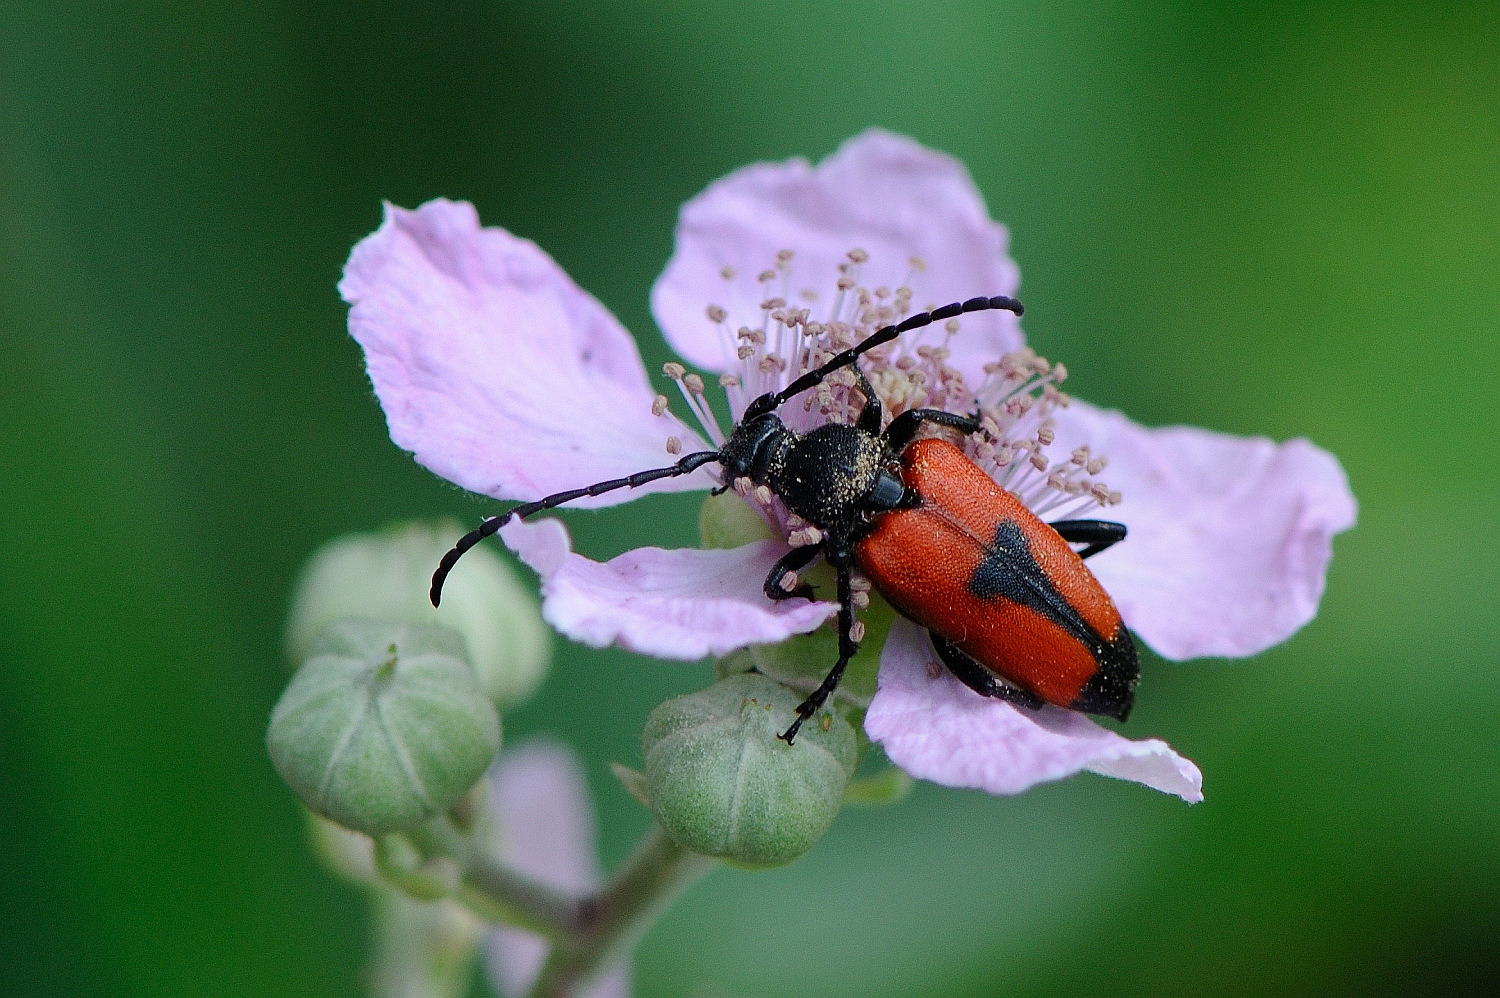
652 130 1022 380
483 741 630 998
866 619 1203 802
500 518 837 659
342 199 713 506
1048 400 1357 660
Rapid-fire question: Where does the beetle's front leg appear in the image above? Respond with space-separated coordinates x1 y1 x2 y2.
763 543 821 602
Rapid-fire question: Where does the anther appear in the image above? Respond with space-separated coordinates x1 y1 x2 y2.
1086 458 1107 475
1030 453 1048 472
908 256 926 272
733 477 752 496
663 362 686 379
836 277 855 291
683 373 705 394
719 373 740 388
758 269 776 283
849 621 866 642
720 266 735 280
802 526 823 545
666 436 682 455
780 571 800 592
652 394 670 416
944 318 960 334
776 249 794 265
753 485 773 506
847 248 869 263
852 591 871 610
706 304 727 323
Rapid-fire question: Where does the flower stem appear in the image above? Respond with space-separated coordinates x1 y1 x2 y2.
526 825 717 998
396 815 717 995
400 819 582 938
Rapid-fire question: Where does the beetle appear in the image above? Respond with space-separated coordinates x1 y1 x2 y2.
430 295 1138 744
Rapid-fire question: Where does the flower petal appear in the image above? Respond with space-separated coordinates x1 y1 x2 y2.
500 518 838 659
1048 401 1357 660
342 199 713 506
866 619 1203 802
483 740 630 998
652 130 1022 380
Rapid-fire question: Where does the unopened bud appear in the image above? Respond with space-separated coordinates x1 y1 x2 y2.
268 621 501 835
285 522 550 710
697 490 776 550
642 673 856 867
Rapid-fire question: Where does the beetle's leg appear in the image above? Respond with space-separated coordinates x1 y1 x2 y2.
762 544 821 602
850 364 883 435
882 408 982 452
930 633 1045 710
1049 519 1127 560
779 554 857 744
743 296 1023 421
431 450 721 606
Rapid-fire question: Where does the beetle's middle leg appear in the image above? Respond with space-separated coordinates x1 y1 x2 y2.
779 552 858 744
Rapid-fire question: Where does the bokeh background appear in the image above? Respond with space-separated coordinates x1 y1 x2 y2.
3 2 1497 995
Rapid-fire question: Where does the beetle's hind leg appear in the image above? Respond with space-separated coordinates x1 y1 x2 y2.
1049 519 1127 560
779 556 858 744
930 633 1045 711
763 544 820 602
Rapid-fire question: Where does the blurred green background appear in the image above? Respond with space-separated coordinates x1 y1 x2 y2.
2 1 1496 995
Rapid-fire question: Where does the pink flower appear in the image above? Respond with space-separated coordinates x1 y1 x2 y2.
341 130 1356 805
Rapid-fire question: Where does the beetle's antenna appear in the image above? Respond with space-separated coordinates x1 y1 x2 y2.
431 450 720 606
742 296 1023 421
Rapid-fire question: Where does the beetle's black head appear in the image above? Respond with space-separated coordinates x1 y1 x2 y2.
719 411 789 484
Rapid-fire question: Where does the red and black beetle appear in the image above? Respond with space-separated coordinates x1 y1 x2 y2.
430 295 1138 743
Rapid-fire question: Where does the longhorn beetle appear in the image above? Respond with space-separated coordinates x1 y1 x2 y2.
430 295 1138 744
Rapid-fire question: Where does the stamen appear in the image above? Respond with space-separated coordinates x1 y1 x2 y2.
665 436 681 455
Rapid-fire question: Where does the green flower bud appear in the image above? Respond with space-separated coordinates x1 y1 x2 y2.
698 489 775 549
642 673 857 868
268 620 501 836
286 521 550 709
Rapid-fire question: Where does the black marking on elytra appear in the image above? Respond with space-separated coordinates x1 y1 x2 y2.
967 520 1098 645
965 520 1140 719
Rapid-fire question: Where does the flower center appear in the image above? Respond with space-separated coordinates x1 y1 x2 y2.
654 247 1120 524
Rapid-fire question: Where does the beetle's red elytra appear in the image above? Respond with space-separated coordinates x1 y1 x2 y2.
857 439 1137 720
